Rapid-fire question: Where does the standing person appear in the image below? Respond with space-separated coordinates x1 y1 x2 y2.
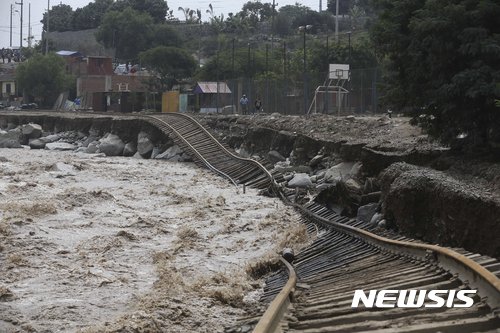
239 94 249 114
254 97 262 114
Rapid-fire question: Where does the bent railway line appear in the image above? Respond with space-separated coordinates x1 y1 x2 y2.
2 111 500 332
145 113 283 191
148 113 500 333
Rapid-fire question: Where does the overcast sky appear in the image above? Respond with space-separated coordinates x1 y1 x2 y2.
0 0 322 49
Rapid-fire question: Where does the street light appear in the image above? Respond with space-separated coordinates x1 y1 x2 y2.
299 25 312 114
15 0 23 48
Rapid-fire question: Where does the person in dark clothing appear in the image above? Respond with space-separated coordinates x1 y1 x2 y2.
254 97 262 114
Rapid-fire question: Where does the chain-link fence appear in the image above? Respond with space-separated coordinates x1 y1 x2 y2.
190 67 382 115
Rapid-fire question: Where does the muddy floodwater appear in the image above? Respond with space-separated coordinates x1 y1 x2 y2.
0 149 309 332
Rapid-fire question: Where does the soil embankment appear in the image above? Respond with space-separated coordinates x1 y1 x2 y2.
196 113 500 257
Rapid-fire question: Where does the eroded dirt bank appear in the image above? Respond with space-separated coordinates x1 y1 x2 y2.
196 113 500 257
380 163 500 257
0 149 310 332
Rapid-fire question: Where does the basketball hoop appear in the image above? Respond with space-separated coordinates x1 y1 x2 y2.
117 83 130 92
308 64 350 115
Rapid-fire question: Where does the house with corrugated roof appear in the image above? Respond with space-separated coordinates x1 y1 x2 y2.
193 81 232 113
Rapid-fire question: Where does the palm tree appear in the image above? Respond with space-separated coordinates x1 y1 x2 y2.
206 3 224 30
178 7 196 23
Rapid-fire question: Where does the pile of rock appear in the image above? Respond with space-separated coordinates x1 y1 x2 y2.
261 144 384 224
0 123 190 162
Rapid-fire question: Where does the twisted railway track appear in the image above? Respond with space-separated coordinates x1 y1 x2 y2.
245 202 500 333
144 113 500 332
145 113 283 191
2 111 500 332
140 113 500 333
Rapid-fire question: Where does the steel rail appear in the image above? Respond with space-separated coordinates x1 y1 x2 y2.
144 115 239 189
154 113 280 192
251 201 500 333
252 258 297 333
297 204 500 310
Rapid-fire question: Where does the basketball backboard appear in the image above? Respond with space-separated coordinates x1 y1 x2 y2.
329 64 350 80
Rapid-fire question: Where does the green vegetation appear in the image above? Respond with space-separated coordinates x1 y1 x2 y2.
95 7 155 61
16 54 74 107
371 0 500 146
139 46 196 90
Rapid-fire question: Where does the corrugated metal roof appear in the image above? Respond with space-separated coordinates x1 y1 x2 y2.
194 81 231 94
56 50 83 57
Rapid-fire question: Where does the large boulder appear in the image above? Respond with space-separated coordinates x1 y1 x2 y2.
151 147 161 159
267 150 286 164
85 141 99 154
123 142 137 157
287 173 313 188
345 178 362 194
324 162 355 183
155 145 183 160
356 203 378 224
21 123 43 139
29 139 46 149
82 127 100 147
309 154 324 168
99 134 125 156
45 142 76 151
40 134 61 143
0 129 22 148
137 132 154 158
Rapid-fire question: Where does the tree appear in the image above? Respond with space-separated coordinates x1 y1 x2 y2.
327 0 351 15
277 4 332 32
238 1 275 28
178 7 200 23
224 13 252 34
152 24 183 47
110 0 169 23
16 54 74 107
96 8 154 61
139 46 196 90
196 43 271 81
41 4 74 32
308 36 377 74
206 3 225 32
371 0 500 145
72 0 114 30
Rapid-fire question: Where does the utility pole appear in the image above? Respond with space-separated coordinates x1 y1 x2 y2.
299 25 312 114
15 0 23 48
10 4 13 47
28 2 31 48
232 38 235 113
271 0 275 46
45 0 50 54
335 0 339 42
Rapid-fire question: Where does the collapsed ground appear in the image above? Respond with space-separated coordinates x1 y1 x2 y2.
197 113 500 258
